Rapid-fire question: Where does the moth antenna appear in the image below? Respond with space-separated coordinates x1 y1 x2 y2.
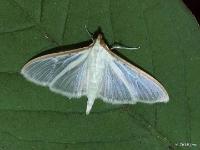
84 25 94 42
111 43 140 51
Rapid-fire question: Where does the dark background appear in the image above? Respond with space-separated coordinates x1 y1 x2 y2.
183 0 200 24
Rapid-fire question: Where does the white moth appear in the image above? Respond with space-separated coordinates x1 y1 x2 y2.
21 33 169 115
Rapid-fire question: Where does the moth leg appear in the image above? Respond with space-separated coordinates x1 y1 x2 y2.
111 43 140 51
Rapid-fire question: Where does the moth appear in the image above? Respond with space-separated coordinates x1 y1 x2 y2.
21 32 169 115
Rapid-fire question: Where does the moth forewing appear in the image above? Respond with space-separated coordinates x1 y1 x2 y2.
104 47 169 102
21 43 93 97
98 37 169 103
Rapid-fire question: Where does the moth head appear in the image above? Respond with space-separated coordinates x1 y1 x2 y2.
95 33 110 50
94 33 103 45
96 33 103 41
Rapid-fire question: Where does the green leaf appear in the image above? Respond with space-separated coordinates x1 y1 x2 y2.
0 0 199 149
